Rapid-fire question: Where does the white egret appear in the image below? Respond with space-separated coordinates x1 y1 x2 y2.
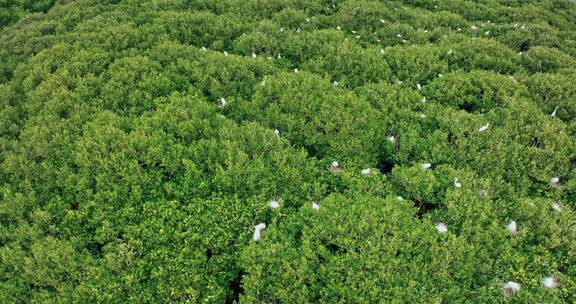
435 222 448 233
253 223 266 241
503 282 521 295
478 123 490 132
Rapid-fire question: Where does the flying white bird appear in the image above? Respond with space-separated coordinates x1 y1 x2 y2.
269 200 280 209
312 202 320 210
551 106 559 117
541 277 559 288
454 177 462 188
361 168 372 175
253 223 266 241
435 222 448 233
422 163 432 170
478 123 490 132
503 282 521 295
506 220 517 234
218 97 226 109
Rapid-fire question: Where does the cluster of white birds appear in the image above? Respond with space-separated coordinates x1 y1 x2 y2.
503 276 560 296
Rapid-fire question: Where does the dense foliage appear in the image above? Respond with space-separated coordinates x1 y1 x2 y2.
1 0 576 303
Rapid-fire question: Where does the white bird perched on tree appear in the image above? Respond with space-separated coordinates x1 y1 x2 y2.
252 52 257 59
435 222 448 233
552 203 563 212
421 97 427 103
294 68 299 73
387 135 395 143
269 200 280 209
329 161 341 173
416 83 422 90
274 129 280 137
223 51 228 56
311 202 320 210
422 163 432 170
471 25 478 30
550 177 560 189
447 49 453 55
478 123 490 132
380 49 385 55
506 220 517 234
253 223 266 241
218 97 226 109
503 281 521 295
454 177 462 188
551 106 559 117
336 26 341 31
419 114 426 118
201 46 207 51
396 196 404 201
361 168 372 175
380 19 385 24
541 277 559 288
